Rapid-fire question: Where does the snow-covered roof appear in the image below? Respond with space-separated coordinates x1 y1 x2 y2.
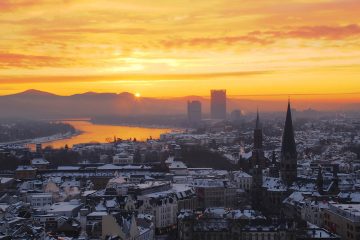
31 158 49 165
283 191 309 206
169 161 187 169
97 164 151 170
233 171 252 178
191 179 227 188
16 165 35 171
0 177 14 184
57 166 81 171
87 211 108 217
262 177 287 191
48 200 82 213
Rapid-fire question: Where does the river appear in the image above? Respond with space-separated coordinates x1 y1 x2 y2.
43 120 172 148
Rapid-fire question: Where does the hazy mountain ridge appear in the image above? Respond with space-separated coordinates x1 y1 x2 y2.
0 90 358 119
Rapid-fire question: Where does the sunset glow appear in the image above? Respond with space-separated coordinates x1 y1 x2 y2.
1 0 360 103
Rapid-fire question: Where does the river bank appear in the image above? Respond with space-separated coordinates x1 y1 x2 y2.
0 131 81 146
0 120 175 149
43 120 173 148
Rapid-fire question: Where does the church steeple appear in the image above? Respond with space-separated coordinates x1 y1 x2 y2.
254 109 263 150
280 101 298 185
256 108 261 130
251 109 265 169
281 101 297 158
269 151 280 178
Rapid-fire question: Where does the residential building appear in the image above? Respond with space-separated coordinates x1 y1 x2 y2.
324 203 360 240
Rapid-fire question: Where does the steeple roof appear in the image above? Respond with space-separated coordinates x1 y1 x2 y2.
281 101 297 158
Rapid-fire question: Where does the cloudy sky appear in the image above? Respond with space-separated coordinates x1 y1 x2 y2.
1 0 360 101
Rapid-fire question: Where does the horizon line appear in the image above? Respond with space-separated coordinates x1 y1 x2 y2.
2 88 360 98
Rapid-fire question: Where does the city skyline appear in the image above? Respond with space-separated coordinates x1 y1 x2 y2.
1 88 358 113
0 0 359 102
1 1 360 239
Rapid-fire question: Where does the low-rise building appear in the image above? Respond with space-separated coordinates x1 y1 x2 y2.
324 203 360 240
233 171 253 192
47 199 83 218
0 177 15 191
27 193 53 208
31 158 50 170
86 211 108 239
301 199 329 228
191 179 238 208
113 152 133 164
102 212 153 240
138 192 178 232
15 165 37 180
178 208 340 240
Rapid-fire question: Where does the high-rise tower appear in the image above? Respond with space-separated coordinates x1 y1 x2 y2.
187 100 202 124
210 90 226 119
280 101 297 185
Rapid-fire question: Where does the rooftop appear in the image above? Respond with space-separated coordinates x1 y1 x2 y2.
16 165 35 171
31 158 49 165
48 200 82 213
328 203 360 222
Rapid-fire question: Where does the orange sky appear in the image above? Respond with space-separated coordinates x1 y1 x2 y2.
1 0 360 100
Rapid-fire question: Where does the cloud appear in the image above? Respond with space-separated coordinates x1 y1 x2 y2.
0 52 70 68
273 24 360 40
161 35 273 48
160 24 360 49
27 27 166 36
0 70 270 84
0 0 40 10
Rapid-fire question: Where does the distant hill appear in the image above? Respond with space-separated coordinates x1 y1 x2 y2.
0 90 358 119
0 90 196 119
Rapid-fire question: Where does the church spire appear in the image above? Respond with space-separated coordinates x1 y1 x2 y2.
281 101 297 158
280 101 298 185
253 109 263 150
256 108 261 130
251 109 265 169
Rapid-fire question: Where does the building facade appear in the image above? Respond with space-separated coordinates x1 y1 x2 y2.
210 90 226 120
187 100 202 124
324 203 360 240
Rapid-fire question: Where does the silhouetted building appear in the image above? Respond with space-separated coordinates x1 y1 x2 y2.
250 111 266 210
280 101 298 186
230 109 241 122
269 151 280 178
317 166 324 194
328 165 340 195
187 101 202 124
36 143 42 154
251 165 263 210
250 110 265 168
210 90 226 119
